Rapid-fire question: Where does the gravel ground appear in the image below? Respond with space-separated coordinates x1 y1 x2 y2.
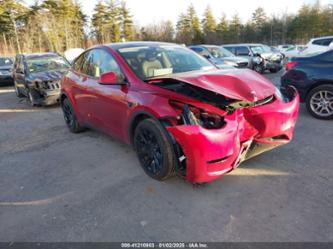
0 71 332 242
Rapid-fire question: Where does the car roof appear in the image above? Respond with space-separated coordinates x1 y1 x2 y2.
104 41 180 50
189 44 219 48
19 52 60 60
223 43 263 47
310 36 333 41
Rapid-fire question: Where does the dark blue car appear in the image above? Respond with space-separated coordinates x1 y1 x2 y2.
281 50 333 119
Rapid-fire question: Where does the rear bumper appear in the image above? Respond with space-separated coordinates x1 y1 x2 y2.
167 88 299 183
280 74 309 102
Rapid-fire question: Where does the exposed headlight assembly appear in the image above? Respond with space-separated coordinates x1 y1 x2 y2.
169 100 226 129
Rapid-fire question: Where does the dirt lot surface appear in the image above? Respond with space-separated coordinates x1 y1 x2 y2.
0 72 332 242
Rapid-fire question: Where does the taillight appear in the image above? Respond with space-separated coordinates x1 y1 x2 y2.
285 61 298 71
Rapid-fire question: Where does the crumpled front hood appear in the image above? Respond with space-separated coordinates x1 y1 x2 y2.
261 52 283 61
156 69 276 102
28 69 67 82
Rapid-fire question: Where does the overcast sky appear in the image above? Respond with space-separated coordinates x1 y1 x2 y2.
25 0 332 26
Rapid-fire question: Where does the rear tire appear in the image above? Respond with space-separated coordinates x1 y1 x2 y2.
306 85 333 120
61 97 86 133
134 118 177 181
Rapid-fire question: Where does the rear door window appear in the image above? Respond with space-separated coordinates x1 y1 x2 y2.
73 53 85 72
312 38 333 46
236 46 250 56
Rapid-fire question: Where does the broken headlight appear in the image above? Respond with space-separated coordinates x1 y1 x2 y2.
169 100 226 129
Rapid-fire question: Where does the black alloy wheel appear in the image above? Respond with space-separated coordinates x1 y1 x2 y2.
134 119 177 181
61 98 85 133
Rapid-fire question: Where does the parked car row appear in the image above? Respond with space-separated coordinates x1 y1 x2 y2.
4 40 332 121
277 36 333 58
188 43 285 74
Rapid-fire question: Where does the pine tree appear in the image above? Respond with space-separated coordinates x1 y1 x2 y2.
92 1 108 43
216 13 229 43
176 4 202 44
229 14 242 43
106 0 121 42
202 6 217 43
119 1 134 41
187 4 202 44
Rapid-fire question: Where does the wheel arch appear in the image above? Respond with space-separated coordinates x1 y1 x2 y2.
128 110 159 146
305 80 333 98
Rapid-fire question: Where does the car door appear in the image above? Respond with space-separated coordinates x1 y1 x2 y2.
14 56 27 94
316 51 333 78
235 46 253 67
235 46 251 58
69 51 94 124
79 48 129 139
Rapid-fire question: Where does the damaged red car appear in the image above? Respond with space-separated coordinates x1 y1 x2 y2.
60 42 299 183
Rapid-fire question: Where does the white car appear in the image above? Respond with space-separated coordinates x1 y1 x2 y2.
277 44 295 53
64 48 84 63
283 45 306 59
299 36 333 56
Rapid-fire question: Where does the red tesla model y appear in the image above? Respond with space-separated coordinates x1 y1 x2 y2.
60 42 299 183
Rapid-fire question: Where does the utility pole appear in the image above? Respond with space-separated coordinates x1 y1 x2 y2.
10 10 21 54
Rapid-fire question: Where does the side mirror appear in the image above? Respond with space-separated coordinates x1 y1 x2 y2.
99 71 126 85
202 54 211 59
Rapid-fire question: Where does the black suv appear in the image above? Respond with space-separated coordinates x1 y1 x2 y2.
0 56 14 85
12 53 70 106
281 50 333 119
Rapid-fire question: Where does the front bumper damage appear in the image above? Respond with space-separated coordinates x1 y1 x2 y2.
265 60 283 70
30 80 61 105
167 87 299 183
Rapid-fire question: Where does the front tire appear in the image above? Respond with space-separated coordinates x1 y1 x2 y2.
61 97 85 133
134 119 177 181
269 68 279 73
28 89 39 106
14 81 24 98
306 85 333 120
254 64 264 74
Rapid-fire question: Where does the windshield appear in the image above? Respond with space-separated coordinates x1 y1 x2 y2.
0 57 13 67
206 47 235 58
117 45 215 80
261 45 272 53
250 46 265 54
27 56 70 73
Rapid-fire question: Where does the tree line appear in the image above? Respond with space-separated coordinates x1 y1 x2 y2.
0 0 332 55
